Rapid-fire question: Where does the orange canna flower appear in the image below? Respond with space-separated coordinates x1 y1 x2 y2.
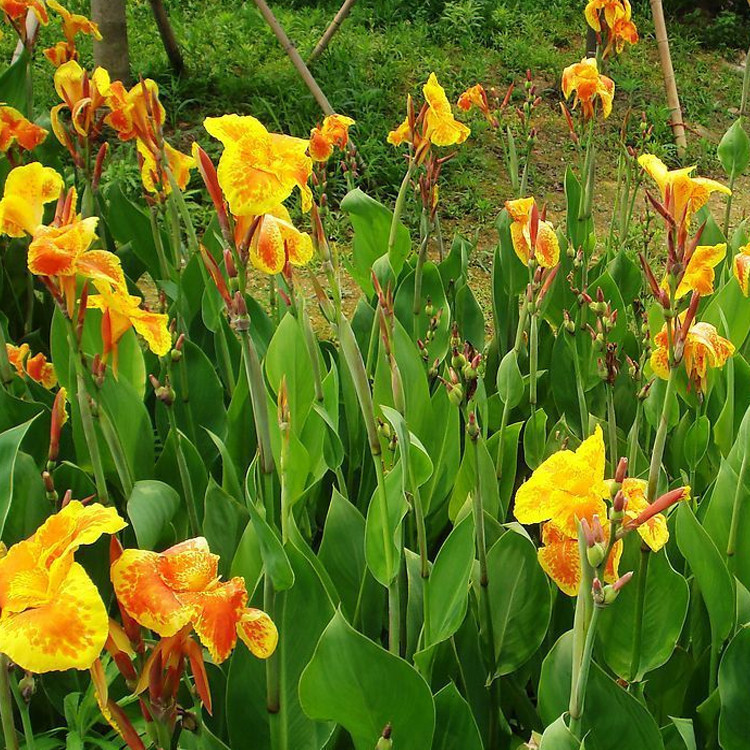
423 73 471 147
561 57 615 120
387 116 412 147
650 318 734 391
733 243 750 296
0 105 47 153
111 537 278 664
619 479 689 551
0 162 63 238
105 78 165 151
87 285 171 367
505 197 560 268
585 0 638 57
137 138 195 195
26 351 57 388
204 114 313 217
457 83 496 125
664 243 726 299
235 204 313 275
5 342 29 378
309 113 355 162
47 0 101 43
0 0 48 25
607 10 638 57
537 520 622 596
0 501 126 673
44 40 75 66
638 154 731 228
514 425 610 538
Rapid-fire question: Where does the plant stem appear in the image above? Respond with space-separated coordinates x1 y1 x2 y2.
569 603 601 739
606 385 618 474
495 399 510 479
9 675 33 750
388 162 414 257
264 570 280 714
568 336 589 439
97 406 135 497
76 371 109 504
647 367 677 502
726 452 748 557
529 313 539 413
723 170 737 240
627 400 642 472
629 546 650 682
148 204 171 282
570 527 594 730
413 486 431 645
166 409 199 536
0 656 18 750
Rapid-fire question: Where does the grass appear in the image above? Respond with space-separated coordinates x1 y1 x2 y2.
2 0 750 242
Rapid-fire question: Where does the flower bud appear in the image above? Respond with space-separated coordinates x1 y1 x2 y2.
614 457 628 484
586 542 606 569
447 383 464 407
18 673 35 702
376 724 393 750
466 412 480 440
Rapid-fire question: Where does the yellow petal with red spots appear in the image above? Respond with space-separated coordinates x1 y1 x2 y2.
0 0 48 23
423 73 470 147
28 217 99 277
0 105 47 152
237 608 279 659
650 345 670 380
137 139 195 194
111 549 192 637
251 214 286 275
0 538 51 614
674 243 725 298
156 538 220 593
25 352 56 388
75 249 127 291
510 221 531 265
536 221 560 268
182 578 248 664
505 197 534 224
537 524 581 596
621 478 669 551
734 247 750 296
129 308 172 357
387 117 412 146
0 561 108 672
561 58 614 120
0 163 63 237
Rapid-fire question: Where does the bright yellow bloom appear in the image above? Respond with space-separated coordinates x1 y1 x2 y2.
537 521 622 596
5 342 29 378
44 41 74 67
585 0 638 57
620 478 680 551
387 117 412 147
505 197 560 268
0 0 48 25
0 105 47 153
638 154 731 228
734 243 750 296
137 139 195 194
241 205 313 275
204 114 313 216
111 537 278 663
309 114 355 162
105 78 165 149
0 501 125 673
423 73 471 147
88 285 171 361
650 319 734 391
47 0 101 43
51 60 111 144
0 163 63 238
457 83 495 124
514 425 609 538
561 57 615 120
664 243 726 299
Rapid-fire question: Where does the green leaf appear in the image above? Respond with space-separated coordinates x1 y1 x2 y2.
676 503 735 642
432 683 483 750
425 514 475 647
539 631 665 750
243 491 294 591
703 277 750 350
299 610 435 750
0 416 38 539
455 284 485 349
719 626 750 750
380 405 433 489
449 433 500 521
127 480 181 550
0 51 32 111
487 528 551 676
523 409 548 470
683 415 710 468
203 479 249 578
718 119 750 178
539 715 582 750
341 188 410 294
497 350 524 409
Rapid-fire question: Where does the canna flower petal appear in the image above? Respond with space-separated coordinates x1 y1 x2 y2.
387 117 412 146
74 249 127 291
0 0 48 24
104 78 165 147
155 538 219 593
683 321 734 392
733 244 750 296
25 352 56 388
137 139 195 194
250 206 313 275
0 562 108 673
309 114 355 162
505 197 559 268
457 84 490 115
0 105 47 152
5 343 29 378
47 0 101 43
237 608 279 659
44 41 75 67
650 345 670 380
0 163 63 237
674 243 726 298
620 478 670 551
27 217 99 277
423 72 470 147
514 425 609 537
561 58 615 120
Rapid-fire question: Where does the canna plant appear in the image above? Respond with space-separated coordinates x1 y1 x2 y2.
2 2 750 750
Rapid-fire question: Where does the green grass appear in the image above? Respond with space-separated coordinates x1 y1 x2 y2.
2 0 748 238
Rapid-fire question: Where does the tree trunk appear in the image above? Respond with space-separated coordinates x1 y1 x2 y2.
91 0 131 84
649 0 687 158
149 0 184 75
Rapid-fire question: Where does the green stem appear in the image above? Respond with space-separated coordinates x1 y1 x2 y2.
628 546 650 682
97 406 134 497
529 313 539 412
723 171 737 240
300 300 324 402
388 162 414 257
166 409 199 536
569 604 601 739
413 486 431 646
148 204 171 282
412 232 429 341
216 322 237 397
647 367 677 502
0 656 18 750
709 639 720 695
570 528 594 725
374 456 397 651
569 336 589 439
726 453 748 558
155 715 172 749
627 400 642 472
387 578 401 658
9 675 33 750
76 372 109 504
606 385 618 474
495 399 510 479
264 574 280 716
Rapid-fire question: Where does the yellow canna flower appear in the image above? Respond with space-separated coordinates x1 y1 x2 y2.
638 154 731 228
46 0 101 43
387 116 412 147
0 162 63 238
664 243 726 299
51 60 111 144
105 78 165 150
44 40 75 67
0 105 47 153
650 318 734 391
514 425 609 538
561 57 615 120
505 197 560 268
422 73 471 147
5 342 29 378
309 114 355 162
137 138 195 195
733 243 750 295
585 0 638 57
537 521 622 596
0 501 126 673
111 537 278 663
204 114 313 217
250 206 313 275
619 478 688 551
457 83 496 125
88 285 172 363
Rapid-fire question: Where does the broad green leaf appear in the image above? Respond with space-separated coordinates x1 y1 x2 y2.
497 350 524 409
455 284 485 349
718 626 750 750
205 428 242 500
523 409 548 470
676 503 735 642
487 528 551 676
127 480 181 550
718 119 750 178
432 683 483 750
703 277 750 350
203 478 249 578
0 417 38 539
299 610 435 750
683 415 710 468
425 514 475 647
380 405 433 489
539 715 582 750
449 432 500 521
0 50 30 110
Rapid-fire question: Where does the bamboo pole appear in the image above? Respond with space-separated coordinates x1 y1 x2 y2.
649 0 687 157
252 0 334 115
308 0 357 64
149 0 184 75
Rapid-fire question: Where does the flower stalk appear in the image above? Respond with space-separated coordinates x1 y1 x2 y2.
0 656 19 750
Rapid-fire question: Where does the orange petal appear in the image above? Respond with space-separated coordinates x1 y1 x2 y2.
156 538 220 593
75 249 126 291
538 529 580 596
25 352 57 388
251 215 286 275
